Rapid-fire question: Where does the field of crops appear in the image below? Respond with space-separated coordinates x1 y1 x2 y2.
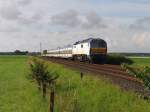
0 56 150 112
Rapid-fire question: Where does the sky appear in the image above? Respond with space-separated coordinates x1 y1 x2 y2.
0 0 150 52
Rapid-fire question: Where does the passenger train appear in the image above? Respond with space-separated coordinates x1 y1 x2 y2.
43 38 107 63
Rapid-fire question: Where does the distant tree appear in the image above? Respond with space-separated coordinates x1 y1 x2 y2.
14 50 29 55
14 50 21 54
24 51 29 54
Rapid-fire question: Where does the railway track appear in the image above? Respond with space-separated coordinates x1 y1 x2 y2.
42 57 150 97
43 57 140 82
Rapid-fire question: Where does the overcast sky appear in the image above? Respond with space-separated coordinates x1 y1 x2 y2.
0 0 150 52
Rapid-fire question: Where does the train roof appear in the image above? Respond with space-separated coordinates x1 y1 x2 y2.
47 46 72 52
74 38 104 45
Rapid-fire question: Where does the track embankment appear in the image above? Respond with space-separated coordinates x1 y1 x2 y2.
42 57 150 98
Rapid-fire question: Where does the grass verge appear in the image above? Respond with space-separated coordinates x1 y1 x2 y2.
45 60 150 112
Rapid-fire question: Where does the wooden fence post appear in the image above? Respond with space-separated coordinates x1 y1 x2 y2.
80 72 83 80
50 81 55 112
43 82 47 98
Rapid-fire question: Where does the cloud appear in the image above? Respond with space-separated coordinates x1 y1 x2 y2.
0 25 20 32
81 11 107 29
18 13 42 25
50 10 107 30
51 10 81 27
132 32 150 47
129 17 150 31
0 6 21 20
0 0 40 25
18 0 32 6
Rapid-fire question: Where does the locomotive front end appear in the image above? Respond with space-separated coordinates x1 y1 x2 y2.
89 39 107 63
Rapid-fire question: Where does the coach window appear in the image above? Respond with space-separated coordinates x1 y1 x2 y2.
81 44 83 48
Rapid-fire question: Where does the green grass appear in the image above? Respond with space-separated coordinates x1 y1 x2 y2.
0 56 150 112
0 56 48 112
46 61 150 112
129 57 150 67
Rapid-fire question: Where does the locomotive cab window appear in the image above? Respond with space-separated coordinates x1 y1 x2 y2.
91 40 106 48
81 44 83 48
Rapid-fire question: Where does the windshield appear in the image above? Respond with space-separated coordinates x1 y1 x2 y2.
90 40 106 48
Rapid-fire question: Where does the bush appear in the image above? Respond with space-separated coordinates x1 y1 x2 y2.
122 64 150 90
29 58 59 98
106 54 133 65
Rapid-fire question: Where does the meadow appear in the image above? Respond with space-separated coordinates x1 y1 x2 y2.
0 56 49 112
0 56 150 112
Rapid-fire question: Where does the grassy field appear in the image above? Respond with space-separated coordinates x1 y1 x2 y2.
0 56 150 112
0 56 48 112
129 57 150 67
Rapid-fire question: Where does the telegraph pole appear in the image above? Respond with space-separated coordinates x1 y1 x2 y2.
40 42 42 56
